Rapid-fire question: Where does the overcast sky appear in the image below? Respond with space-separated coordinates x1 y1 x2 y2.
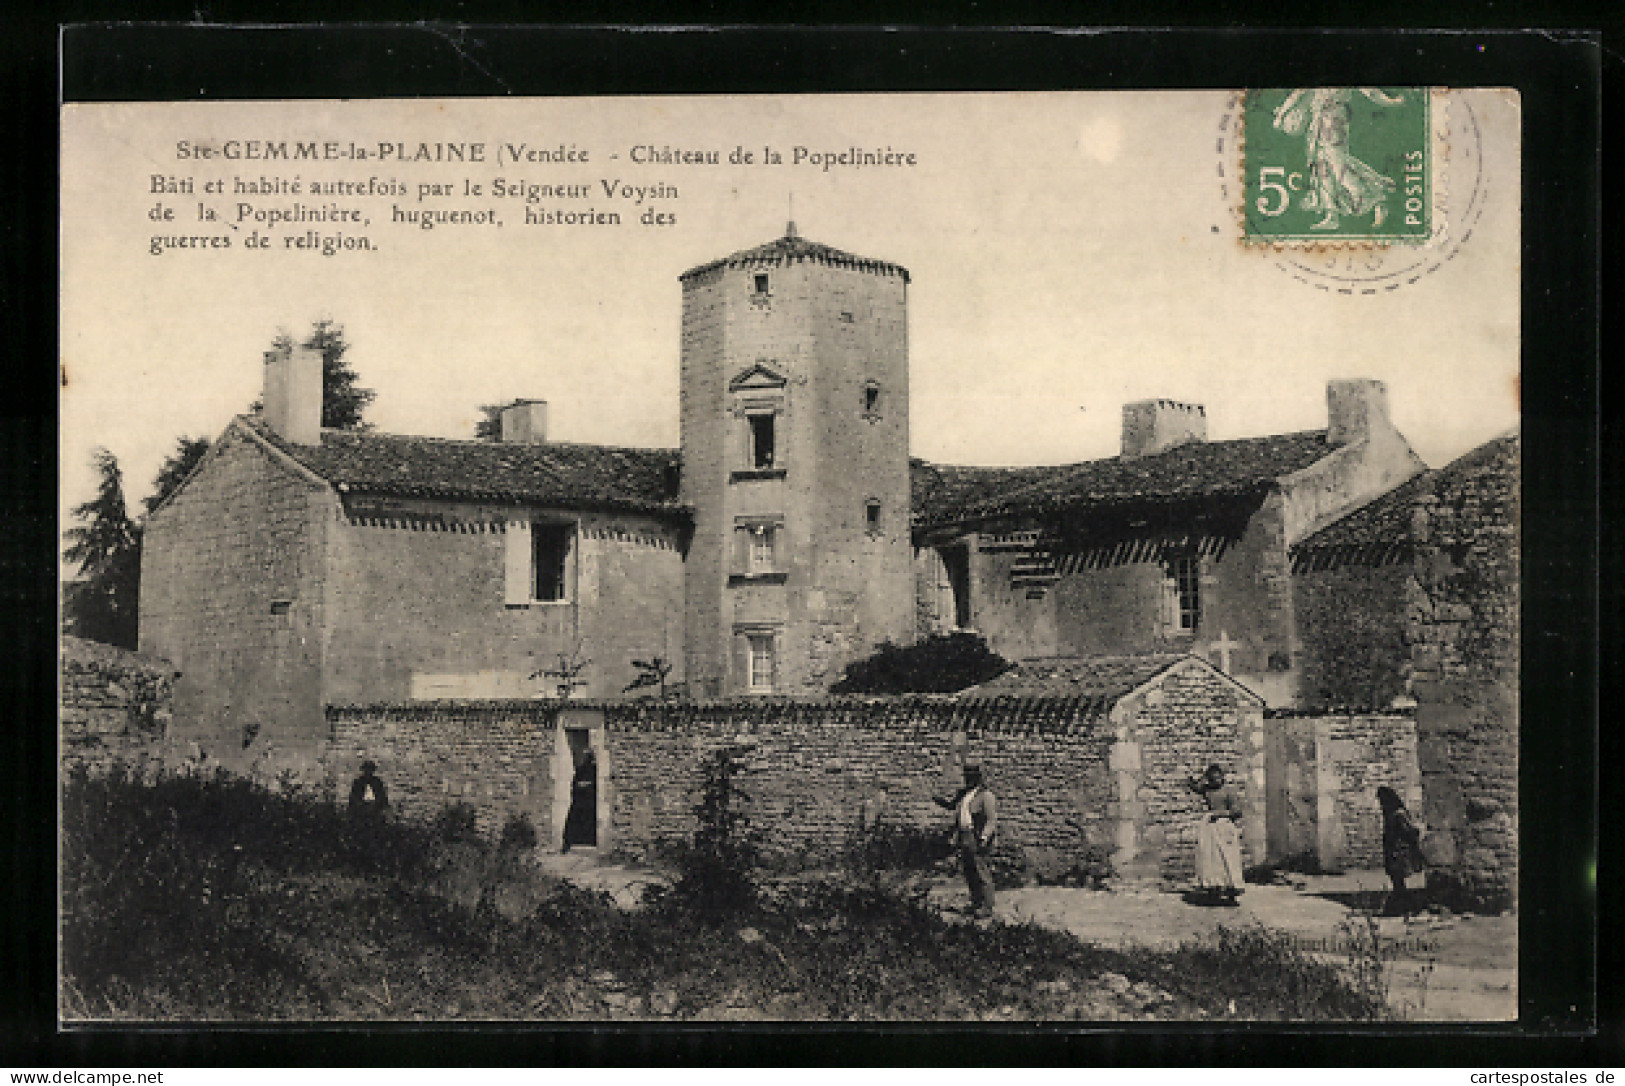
61 91 1520 530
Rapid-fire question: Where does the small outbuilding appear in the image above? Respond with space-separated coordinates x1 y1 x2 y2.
966 653 1266 882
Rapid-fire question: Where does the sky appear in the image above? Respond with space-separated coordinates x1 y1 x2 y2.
60 90 1520 537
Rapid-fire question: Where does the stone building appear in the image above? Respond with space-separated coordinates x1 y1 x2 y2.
141 224 1446 765
911 380 1426 707
1291 431 1519 904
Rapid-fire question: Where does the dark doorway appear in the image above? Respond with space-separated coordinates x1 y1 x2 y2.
562 728 597 850
940 545 972 630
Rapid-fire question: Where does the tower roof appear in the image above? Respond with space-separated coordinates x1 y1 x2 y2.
679 227 910 283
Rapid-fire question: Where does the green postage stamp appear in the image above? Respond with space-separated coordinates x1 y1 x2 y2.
1242 87 1433 245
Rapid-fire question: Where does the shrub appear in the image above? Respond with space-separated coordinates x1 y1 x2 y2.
843 818 952 877
829 632 1011 695
499 813 539 852
433 803 482 844
651 745 761 918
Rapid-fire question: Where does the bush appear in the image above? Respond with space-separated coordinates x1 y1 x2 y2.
499 813 539 852
433 803 481 844
829 632 1011 695
649 745 761 918
843 818 952 876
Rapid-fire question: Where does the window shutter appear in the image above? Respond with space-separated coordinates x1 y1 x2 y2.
769 525 784 570
769 630 781 692
504 519 531 606
733 526 749 576
563 524 579 601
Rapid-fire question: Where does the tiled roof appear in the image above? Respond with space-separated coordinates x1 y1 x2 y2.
912 430 1335 529
243 417 685 518
964 653 1195 700
1295 431 1519 552
680 229 910 283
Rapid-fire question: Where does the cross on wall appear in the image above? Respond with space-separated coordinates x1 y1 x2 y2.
1205 629 1240 674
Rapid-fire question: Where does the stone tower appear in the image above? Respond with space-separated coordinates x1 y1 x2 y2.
679 223 915 696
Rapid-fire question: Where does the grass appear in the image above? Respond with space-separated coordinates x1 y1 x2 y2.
60 767 1392 1021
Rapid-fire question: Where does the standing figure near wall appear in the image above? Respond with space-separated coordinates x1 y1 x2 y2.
934 761 999 919
1187 763 1244 905
1377 785 1425 915
562 751 597 852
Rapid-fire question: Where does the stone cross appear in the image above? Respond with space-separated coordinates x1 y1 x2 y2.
1206 629 1239 674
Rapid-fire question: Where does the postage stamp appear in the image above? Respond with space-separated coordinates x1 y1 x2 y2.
1241 87 1433 245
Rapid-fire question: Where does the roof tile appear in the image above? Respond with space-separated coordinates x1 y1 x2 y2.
244 417 685 518
912 430 1334 528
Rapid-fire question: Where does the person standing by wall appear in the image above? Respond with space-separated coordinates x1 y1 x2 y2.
1377 785 1425 915
934 761 998 918
1187 763 1244 905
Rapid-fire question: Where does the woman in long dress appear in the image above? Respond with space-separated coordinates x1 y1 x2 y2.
1377 785 1425 915
1272 87 1405 231
1187 763 1244 905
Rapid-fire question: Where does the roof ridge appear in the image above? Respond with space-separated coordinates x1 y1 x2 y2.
914 428 1329 475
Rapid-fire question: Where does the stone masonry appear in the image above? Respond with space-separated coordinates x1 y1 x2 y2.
323 658 1263 886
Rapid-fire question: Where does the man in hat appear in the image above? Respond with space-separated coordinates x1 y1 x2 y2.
934 760 998 917
348 759 389 820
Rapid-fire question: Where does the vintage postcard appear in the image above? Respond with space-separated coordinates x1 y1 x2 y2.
59 90 1521 1024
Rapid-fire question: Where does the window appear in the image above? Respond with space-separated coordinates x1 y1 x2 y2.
749 525 776 574
863 382 881 415
1162 554 1201 632
747 633 775 693
532 522 574 601
748 412 776 469
507 519 576 606
865 500 882 533
754 274 770 294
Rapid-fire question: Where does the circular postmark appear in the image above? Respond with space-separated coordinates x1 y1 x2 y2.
1216 89 1487 294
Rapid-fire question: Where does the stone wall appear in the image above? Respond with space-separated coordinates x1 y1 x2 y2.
1409 435 1519 909
139 423 333 764
324 677 1262 886
323 500 685 704
1293 557 1412 712
1263 713 1420 872
60 636 178 776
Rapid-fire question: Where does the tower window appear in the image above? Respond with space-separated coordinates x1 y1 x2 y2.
749 525 776 574
754 274 770 294
863 382 881 415
747 633 775 693
865 499 882 532
748 413 776 469
1162 553 1201 633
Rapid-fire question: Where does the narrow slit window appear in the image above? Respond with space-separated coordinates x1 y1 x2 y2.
748 413 776 469
865 500 882 532
863 383 881 414
754 274 770 294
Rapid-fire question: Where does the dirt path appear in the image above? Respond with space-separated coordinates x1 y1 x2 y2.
529 855 1515 1022
947 870 1516 1021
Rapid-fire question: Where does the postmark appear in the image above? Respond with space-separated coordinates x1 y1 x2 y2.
1241 87 1433 245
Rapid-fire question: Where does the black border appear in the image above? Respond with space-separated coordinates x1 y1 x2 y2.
6 22 1607 1066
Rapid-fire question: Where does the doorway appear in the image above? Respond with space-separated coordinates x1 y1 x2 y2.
562 726 598 850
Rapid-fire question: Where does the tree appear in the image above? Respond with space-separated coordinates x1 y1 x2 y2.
474 404 505 441
829 632 1012 695
62 448 141 649
144 435 212 515
260 320 376 430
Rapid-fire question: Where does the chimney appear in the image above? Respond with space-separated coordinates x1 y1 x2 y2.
1326 379 1391 446
262 344 323 445
1121 399 1207 459
499 399 549 444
